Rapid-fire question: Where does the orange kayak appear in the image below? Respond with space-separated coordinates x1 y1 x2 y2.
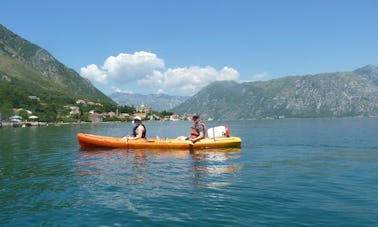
77 133 242 149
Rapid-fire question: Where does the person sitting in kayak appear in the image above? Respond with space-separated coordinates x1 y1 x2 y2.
189 113 206 143
176 114 206 143
124 116 146 140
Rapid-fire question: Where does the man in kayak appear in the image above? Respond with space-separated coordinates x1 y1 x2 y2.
124 116 146 140
175 113 206 143
189 113 206 143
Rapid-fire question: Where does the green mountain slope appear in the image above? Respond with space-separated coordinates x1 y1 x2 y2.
172 65 378 120
0 24 115 120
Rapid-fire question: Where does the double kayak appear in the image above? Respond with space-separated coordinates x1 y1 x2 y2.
77 133 242 150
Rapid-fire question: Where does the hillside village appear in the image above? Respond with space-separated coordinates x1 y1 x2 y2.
70 99 187 122
1 97 190 127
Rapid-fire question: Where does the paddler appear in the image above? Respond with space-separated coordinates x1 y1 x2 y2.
188 113 206 143
124 116 146 140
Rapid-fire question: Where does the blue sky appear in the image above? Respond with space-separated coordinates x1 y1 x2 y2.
2 0 378 96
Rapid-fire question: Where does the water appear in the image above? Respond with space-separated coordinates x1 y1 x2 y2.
1 118 377 226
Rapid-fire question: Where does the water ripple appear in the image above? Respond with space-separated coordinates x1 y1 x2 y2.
1 119 378 226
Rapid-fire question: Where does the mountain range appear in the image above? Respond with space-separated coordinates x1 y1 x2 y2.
110 92 188 111
2 24 378 121
172 65 378 120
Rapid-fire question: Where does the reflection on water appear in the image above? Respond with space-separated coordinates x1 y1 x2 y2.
191 150 241 174
74 148 242 219
190 149 241 188
77 148 241 187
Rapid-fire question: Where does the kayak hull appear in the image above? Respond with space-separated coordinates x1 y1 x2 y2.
77 133 242 149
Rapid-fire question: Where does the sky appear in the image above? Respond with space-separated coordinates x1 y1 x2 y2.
2 0 378 96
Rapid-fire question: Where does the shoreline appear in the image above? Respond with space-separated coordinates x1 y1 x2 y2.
0 119 187 128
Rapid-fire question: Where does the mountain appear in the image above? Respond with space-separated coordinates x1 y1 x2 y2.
171 65 378 120
0 24 114 107
353 64 378 85
110 92 188 111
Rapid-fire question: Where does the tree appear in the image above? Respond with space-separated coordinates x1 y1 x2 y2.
18 109 29 120
0 100 13 119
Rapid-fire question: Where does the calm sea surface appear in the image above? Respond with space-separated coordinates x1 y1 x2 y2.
1 118 377 226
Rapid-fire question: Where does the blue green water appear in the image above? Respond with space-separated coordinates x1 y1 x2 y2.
1 118 377 226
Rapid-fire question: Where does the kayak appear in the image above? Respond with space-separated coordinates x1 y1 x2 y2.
77 133 242 149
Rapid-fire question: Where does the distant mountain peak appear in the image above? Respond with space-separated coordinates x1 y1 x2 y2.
172 65 378 120
354 64 378 73
110 92 189 111
354 64 378 84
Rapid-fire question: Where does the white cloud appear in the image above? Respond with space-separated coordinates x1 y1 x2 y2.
111 86 121 93
138 66 239 95
104 51 164 82
248 72 270 82
80 64 107 83
80 51 164 84
80 51 239 96
111 86 134 94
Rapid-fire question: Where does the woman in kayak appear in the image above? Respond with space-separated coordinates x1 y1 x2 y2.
124 116 146 140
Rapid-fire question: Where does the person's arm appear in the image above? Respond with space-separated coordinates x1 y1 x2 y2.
190 131 204 142
190 130 204 142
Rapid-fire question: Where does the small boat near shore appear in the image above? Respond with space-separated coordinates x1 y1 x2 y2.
77 133 242 150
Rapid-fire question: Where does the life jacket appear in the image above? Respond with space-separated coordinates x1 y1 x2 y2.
190 122 206 139
133 124 146 138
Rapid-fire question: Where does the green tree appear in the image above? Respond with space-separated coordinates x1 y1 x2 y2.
0 100 13 119
18 109 29 120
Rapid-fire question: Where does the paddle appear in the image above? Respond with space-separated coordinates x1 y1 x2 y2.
122 136 129 145
186 140 194 153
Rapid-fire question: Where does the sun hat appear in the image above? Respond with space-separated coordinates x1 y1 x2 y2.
192 113 200 118
134 116 142 121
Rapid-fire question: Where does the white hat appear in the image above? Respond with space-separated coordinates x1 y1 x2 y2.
133 116 142 121
192 113 200 118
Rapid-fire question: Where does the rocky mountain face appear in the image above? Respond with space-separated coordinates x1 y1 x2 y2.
110 92 188 111
172 65 378 120
0 24 114 105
